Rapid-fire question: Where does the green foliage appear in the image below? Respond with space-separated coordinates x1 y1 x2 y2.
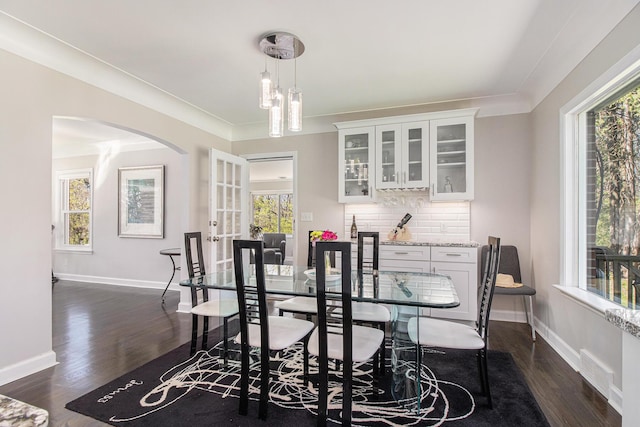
66 177 91 245
594 85 640 253
252 193 292 234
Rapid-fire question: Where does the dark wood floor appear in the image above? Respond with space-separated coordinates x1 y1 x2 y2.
0 281 622 426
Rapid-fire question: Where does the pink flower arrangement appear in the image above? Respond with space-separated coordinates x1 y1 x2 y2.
310 230 338 242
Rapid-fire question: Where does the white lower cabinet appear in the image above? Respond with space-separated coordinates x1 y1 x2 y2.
377 244 477 321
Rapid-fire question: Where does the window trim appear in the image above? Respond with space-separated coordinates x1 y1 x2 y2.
54 168 93 252
561 44 640 290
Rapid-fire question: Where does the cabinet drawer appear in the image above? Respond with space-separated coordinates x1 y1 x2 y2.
379 258 429 272
430 246 476 263
380 245 430 261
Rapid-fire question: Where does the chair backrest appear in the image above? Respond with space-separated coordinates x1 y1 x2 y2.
262 233 286 250
480 244 521 283
233 239 270 357
315 240 353 426
185 232 208 307
357 231 379 273
477 236 501 341
307 230 336 268
184 232 206 278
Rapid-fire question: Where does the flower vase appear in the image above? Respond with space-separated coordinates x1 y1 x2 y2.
324 251 332 277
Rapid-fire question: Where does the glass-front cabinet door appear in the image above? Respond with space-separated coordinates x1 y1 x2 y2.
375 124 401 189
429 116 474 201
338 127 375 203
402 121 429 188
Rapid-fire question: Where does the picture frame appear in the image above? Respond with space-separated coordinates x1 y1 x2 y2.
118 165 165 238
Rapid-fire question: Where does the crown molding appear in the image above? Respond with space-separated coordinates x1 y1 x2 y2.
0 12 233 140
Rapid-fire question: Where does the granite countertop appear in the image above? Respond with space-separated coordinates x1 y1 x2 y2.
380 240 479 247
605 308 640 338
0 394 49 426
349 239 479 248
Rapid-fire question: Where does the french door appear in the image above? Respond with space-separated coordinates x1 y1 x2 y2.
209 149 249 272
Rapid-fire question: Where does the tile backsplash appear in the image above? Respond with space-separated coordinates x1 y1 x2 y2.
344 196 470 242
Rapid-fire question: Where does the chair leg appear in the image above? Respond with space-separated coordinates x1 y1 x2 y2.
223 317 229 367
318 352 329 427
479 348 492 409
190 314 199 356
477 351 486 395
303 336 310 385
239 343 249 416
378 322 386 374
258 348 270 420
343 358 352 427
527 295 536 341
202 316 209 351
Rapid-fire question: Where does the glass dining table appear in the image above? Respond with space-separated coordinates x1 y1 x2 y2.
180 264 460 413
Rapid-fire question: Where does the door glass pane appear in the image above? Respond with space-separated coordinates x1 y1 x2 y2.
436 124 466 193
344 132 370 197
234 187 241 210
217 160 224 183
217 184 224 209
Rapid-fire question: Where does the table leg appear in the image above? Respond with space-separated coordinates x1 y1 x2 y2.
161 255 180 304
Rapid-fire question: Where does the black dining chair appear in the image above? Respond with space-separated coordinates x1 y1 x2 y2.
232 239 314 420
353 231 390 373
275 230 335 319
407 236 501 408
481 244 536 340
185 232 239 365
307 241 385 426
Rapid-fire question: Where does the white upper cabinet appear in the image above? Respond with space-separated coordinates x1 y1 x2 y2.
338 127 375 203
376 122 429 190
429 116 474 201
375 124 401 189
336 109 476 203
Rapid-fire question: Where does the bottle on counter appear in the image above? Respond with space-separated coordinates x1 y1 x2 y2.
350 215 358 239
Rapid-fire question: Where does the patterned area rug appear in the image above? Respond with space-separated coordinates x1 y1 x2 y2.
66 340 549 426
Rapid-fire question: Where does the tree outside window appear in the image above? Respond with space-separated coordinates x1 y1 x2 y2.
587 84 640 307
252 193 292 234
57 169 92 249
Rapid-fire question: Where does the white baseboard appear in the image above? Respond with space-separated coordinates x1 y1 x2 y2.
57 273 179 292
609 384 623 415
0 351 57 387
534 317 622 415
490 308 528 323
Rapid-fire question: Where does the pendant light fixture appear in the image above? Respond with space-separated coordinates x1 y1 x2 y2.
258 32 304 137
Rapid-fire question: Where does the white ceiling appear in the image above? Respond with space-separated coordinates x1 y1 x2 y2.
1 0 639 142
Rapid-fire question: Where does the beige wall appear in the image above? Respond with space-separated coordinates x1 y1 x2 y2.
472 114 532 318
529 4 640 391
233 133 344 264
0 48 229 384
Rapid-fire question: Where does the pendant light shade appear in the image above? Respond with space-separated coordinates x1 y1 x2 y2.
269 87 283 137
259 70 272 109
258 32 305 137
288 87 302 132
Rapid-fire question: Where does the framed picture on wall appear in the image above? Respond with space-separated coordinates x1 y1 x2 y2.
118 165 165 238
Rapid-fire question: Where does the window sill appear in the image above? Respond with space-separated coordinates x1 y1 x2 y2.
553 285 622 317
54 248 93 254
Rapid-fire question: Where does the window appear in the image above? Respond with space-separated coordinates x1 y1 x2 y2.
55 169 93 251
586 85 640 307
251 193 292 234
562 50 640 309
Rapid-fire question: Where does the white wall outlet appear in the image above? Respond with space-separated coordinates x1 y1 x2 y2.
440 223 448 233
301 212 313 222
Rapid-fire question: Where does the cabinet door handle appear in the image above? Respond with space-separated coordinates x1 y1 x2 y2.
431 183 434 196
444 253 462 257
403 171 407 184
394 251 409 255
